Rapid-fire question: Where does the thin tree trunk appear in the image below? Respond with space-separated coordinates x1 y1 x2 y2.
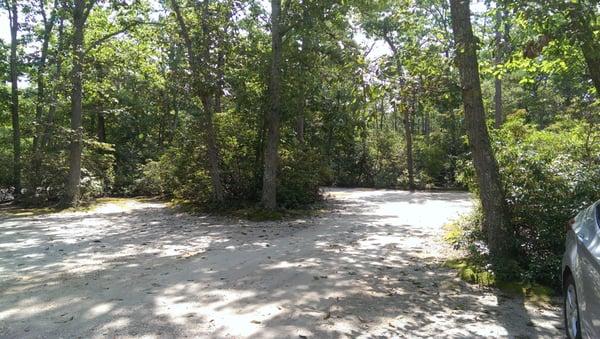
383 36 415 191
42 17 64 150
403 104 415 191
295 114 305 143
379 97 385 130
32 1 57 186
450 0 513 261
493 8 503 128
7 0 21 194
296 60 305 144
97 111 106 142
494 79 502 127
170 0 225 203
261 0 283 210
393 104 397 132
64 1 86 206
215 50 224 114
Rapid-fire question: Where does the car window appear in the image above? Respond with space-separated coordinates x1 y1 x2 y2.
596 202 600 229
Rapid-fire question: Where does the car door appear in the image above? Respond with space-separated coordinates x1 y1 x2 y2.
578 202 600 337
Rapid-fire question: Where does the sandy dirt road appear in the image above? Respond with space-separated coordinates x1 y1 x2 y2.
0 188 562 338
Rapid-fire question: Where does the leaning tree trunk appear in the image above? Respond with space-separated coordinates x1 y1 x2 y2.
261 0 283 210
199 0 225 203
567 4 600 96
7 0 21 194
450 0 513 261
64 2 86 206
581 41 600 95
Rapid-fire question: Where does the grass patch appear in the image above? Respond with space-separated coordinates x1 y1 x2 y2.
496 281 554 305
230 208 286 221
443 219 464 245
169 198 326 221
0 205 60 218
0 196 160 218
219 206 324 221
443 215 555 305
444 258 495 286
443 258 555 305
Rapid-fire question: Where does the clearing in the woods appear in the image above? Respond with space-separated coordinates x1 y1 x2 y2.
0 188 561 338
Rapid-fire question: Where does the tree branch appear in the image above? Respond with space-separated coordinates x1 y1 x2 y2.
82 0 97 22
84 21 159 54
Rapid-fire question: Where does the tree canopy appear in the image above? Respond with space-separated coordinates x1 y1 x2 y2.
2 0 599 286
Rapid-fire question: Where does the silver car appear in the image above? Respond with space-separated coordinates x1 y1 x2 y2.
562 200 600 339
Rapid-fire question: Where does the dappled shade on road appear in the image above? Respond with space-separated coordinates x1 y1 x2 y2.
0 189 561 338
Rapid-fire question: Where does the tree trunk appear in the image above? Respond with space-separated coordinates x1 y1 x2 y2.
383 35 415 191
568 4 600 96
32 3 57 185
296 53 305 144
493 8 503 128
64 1 86 206
580 36 600 96
170 0 225 203
201 95 225 202
261 0 283 210
450 0 513 261
42 17 65 150
97 111 106 142
405 99 415 191
7 0 21 194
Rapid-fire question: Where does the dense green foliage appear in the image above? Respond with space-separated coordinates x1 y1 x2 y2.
1 0 599 286
455 111 600 287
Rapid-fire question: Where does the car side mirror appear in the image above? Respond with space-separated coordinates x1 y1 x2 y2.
566 217 575 233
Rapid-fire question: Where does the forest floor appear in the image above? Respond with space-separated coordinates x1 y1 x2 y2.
0 188 563 338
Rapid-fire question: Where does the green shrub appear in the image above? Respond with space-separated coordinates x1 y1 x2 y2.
457 112 600 287
278 147 322 208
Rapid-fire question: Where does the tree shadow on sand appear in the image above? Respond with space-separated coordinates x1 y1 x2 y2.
0 189 562 338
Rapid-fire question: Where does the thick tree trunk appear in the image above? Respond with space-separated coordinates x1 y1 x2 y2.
7 0 21 193
64 1 86 206
568 4 600 96
261 0 283 210
580 38 600 96
198 0 225 203
450 0 513 260
201 96 225 202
